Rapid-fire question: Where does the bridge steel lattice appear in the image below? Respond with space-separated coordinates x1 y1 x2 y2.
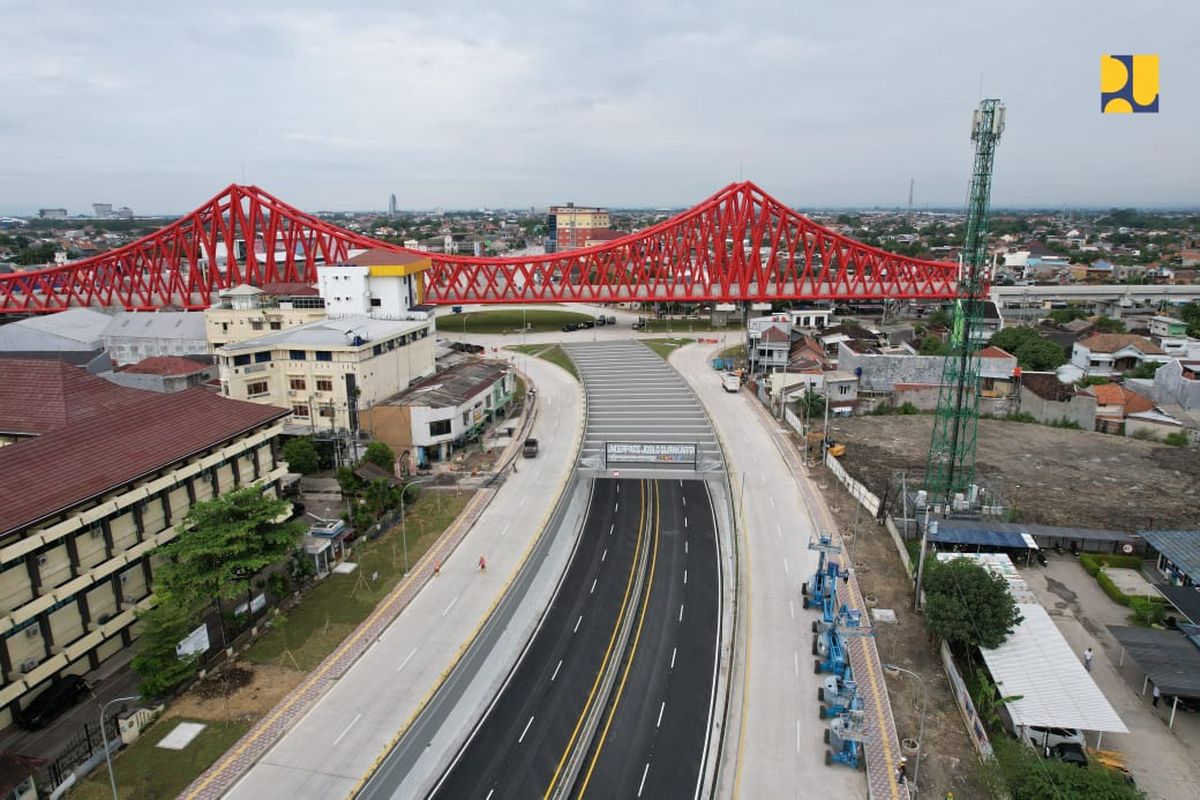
0 181 961 313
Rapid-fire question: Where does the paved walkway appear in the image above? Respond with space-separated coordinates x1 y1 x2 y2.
178 354 583 800
672 345 879 800
1020 557 1200 800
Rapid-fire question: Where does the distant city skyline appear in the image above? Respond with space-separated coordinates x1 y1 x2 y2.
1 1 1196 215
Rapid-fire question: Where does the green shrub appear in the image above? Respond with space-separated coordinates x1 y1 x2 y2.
1004 411 1037 424
1095 569 1131 605
1129 596 1167 627
1164 431 1190 447
1080 553 1101 576
1131 429 1161 442
897 402 919 415
1049 417 1082 430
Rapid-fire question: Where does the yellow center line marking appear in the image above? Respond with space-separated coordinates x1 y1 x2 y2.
542 479 647 799
577 480 661 796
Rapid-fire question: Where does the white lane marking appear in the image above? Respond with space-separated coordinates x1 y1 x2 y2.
796 719 801 753
678 603 684 622
685 541 689 555
683 569 688 585
794 651 799 678
784 558 790 576
499 522 512 537
670 647 677 669
333 713 362 746
684 516 688 528
615 501 619 512
609 523 614 536
485 790 495 800
574 614 583 633
591 578 598 594
518 715 535 744
551 659 563 682
682 496 687 506
776 523 782 539
637 763 651 797
769 495 776 508
602 548 608 562
789 600 795 620
657 701 666 728
396 647 418 673
442 596 459 617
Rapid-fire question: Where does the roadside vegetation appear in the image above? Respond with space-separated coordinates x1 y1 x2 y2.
641 337 694 359
449 308 591 333
508 343 579 379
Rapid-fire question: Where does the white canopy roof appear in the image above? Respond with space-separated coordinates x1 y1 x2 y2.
983 604 1127 733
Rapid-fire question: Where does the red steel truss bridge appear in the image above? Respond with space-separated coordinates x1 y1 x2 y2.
0 181 960 313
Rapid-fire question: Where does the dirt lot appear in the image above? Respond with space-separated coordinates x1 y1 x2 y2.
163 663 305 725
815 476 990 799
833 416 1200 531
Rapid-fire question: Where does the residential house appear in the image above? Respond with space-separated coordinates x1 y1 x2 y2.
1139 530 1200 587
1070 334 1170 378
103 356 217 394
1084 382 1171 436
747 320 791 373
1017 372 1097 429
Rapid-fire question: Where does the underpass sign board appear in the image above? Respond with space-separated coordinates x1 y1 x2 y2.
605 442 697 467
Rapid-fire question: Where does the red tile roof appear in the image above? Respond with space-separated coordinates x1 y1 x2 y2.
345 248 430 266
1121 386 1155 415
1091 383 1124 406
978 346 1015 359
0 389 288 536
0 360 147 437
260 281 320 297
122 356 209 376
760 326 790 343
1078 333 1165 355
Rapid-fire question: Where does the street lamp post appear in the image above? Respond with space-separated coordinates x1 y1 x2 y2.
99 694 141 800
884 664 928 796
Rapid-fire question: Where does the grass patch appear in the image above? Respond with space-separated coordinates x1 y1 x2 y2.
717 343 746 363
640 318 741 333
72 718 250 800
244 491 474 670
641 337 694 360
507 344 578 380
449 309 592 334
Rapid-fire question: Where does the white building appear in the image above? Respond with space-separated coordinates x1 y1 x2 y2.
1070 333 1171 378
318 248 433 319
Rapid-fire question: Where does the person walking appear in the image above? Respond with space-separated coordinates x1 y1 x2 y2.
895 757 908 784
479 555 487 572
1153 684 1161 707
434 561 441 577
1083 647 1093 672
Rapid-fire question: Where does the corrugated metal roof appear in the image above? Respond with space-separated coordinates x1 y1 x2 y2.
932 523 1034 552
985 605 1127 732
1140 530 1200 581
1157 584 1200 624
1108 625 1200 697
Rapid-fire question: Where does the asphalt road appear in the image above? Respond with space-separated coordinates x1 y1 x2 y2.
576 478 720 800
430 478 646 799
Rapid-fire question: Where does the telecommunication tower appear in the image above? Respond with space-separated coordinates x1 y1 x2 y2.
923 99 1006 505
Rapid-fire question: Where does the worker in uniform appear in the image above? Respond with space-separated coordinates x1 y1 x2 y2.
895 756 908 784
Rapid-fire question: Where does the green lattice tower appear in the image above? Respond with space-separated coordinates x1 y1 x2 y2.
924 99 1006 506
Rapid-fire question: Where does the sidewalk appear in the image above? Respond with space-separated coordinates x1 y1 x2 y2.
1020 557 1200 800
179 353 583 800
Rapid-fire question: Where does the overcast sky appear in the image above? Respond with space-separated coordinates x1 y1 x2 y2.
1 0 1196 214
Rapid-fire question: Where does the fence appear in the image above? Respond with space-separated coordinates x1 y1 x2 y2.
823 451 882 517
940 641 993 759
43 714 121 791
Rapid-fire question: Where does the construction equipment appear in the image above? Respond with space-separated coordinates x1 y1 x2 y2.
924 99 1006 507
802 534 844 611
814 605 867 675
824 708 868 770
818 677 859 719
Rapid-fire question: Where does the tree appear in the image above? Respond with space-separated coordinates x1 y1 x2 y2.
153 488 303 644
922 557 1022 650
131 601 201 697
363 441 396 472
989 326 1042 354
982 737 1145 800
794 389 825 419
1179 302 1200 338
917 335 949 356
1125 361 1163 380
1014 337 1068 371
281 437 319 475
929 307 952 328
1092 317 1126 334
1048 306 1088 325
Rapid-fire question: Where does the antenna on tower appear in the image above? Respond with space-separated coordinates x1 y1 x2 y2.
907 178 914 225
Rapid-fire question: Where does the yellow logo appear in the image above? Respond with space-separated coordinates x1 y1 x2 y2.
1101 54 1159 113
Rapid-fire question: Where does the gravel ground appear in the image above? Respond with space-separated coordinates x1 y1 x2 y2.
830 416 1200 531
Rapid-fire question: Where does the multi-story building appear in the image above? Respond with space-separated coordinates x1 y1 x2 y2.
0 364 289 728
545 203 611 253
204 284 327 351
37 209 67 220
360 360 515 468
91 203 113 219
216 315 436 435
316 249 432 319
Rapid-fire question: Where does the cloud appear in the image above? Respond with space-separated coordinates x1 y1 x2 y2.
0 0 1196 213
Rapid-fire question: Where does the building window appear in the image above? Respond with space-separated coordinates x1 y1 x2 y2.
370 298 382 308
316 378 333 392
247 381 269 397
429 419 451 436
838 384 850 395
254 351 271 363
316 351 333 362
318 405 335 418
233 354 251 366
270 321 282 330
289 377 306 391
290 349 306 361
292 404 309 417
250 321 264 331
373 344 383 356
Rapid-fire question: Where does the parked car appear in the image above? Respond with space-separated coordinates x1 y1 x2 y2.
606 315 616 324
580 320 595 329
523 438 539 458
1023 725 1085 751
596 316 607 326
17 675 91 730
561 323 579 332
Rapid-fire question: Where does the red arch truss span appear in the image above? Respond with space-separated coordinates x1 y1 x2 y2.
0 181 960 313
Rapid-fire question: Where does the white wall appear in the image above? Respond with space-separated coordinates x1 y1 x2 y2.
318 266 370 316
